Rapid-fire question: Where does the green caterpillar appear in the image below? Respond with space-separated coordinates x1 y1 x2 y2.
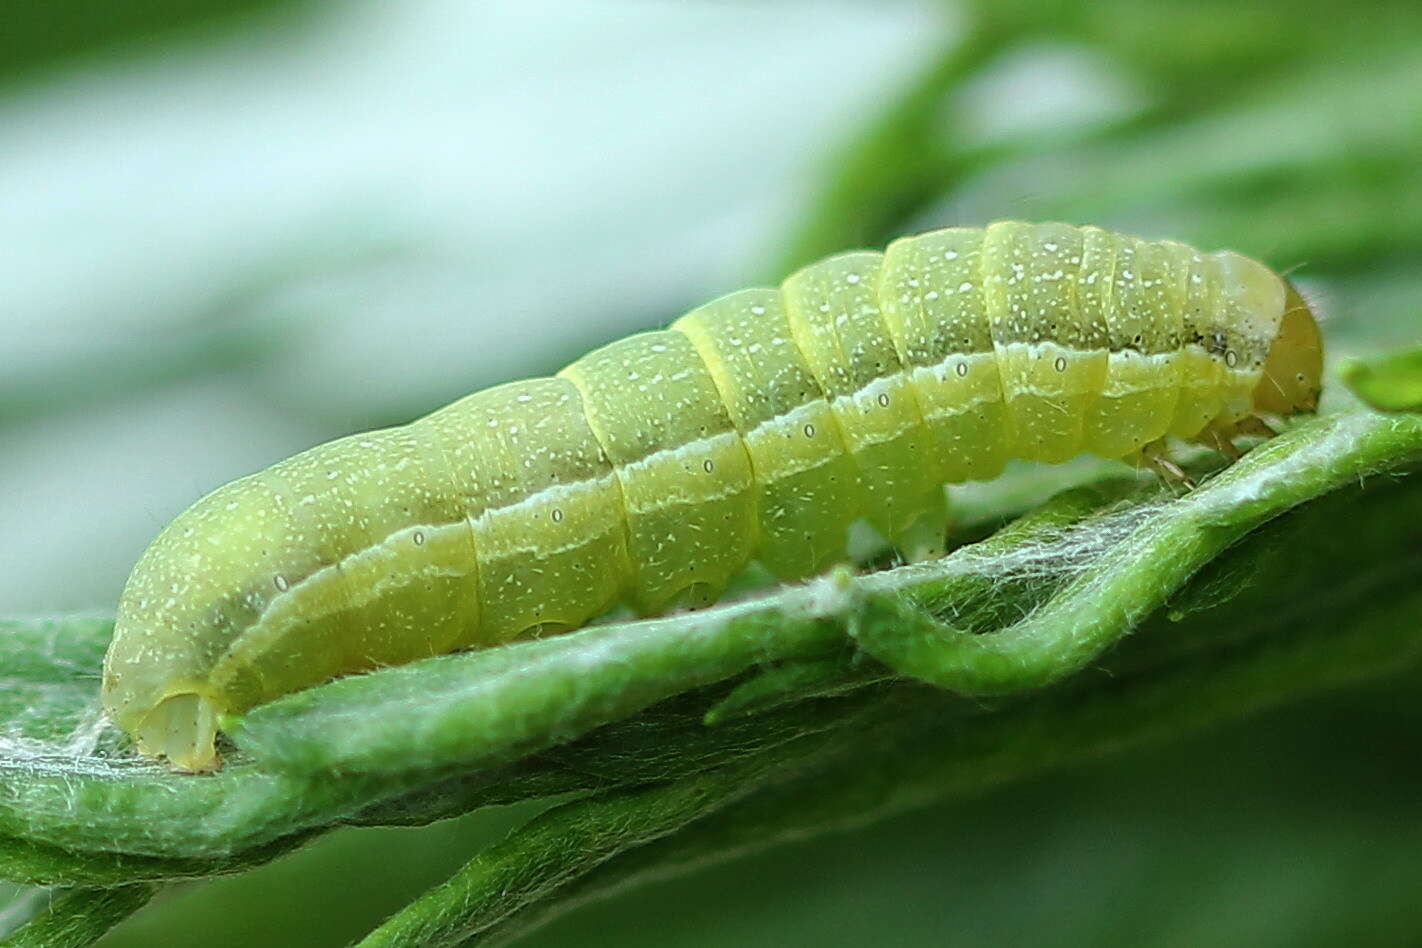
102 221 1324 770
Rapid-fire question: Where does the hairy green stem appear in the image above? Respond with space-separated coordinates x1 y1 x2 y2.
352 728 852 948
853 411 1422 692
0 885 155 948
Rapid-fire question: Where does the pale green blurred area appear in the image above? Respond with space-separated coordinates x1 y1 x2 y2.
2 1 1421 945
0 0 946 615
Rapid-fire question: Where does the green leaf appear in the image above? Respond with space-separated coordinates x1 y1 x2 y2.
229 584 846 777
366 460 1422 946
1342 346 1422 412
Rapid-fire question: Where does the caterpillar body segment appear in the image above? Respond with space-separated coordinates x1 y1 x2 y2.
101 221 1324 770
672 289 863 580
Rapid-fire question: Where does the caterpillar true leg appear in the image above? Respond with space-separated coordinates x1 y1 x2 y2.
1233 414 1282 440
1139 439 1195 488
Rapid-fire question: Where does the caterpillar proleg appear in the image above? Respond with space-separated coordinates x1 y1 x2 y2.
101 221 1324 770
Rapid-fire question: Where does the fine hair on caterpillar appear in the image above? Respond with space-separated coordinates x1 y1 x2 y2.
100 220 1325 771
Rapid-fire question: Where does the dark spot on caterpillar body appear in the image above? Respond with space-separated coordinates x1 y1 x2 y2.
103 221 1324 770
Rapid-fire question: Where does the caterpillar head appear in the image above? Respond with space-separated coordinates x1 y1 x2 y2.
1252 282 1323 417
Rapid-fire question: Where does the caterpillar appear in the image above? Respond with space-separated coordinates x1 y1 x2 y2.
102 221 1324 771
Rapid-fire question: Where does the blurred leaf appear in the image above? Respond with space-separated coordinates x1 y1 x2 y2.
786 1 1422 279
1343 347 1422 413
774 26 1011 273
941 47 1422 266
0 0 311 85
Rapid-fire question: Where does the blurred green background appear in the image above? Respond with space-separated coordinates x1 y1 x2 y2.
2 0 1420 944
